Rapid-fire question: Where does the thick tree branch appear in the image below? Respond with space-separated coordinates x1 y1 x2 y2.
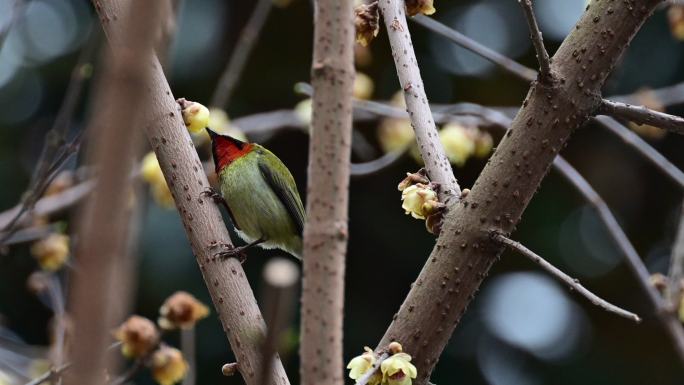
65 2 157 384
300 0 354 384
600 99 684 135
517 0 552 83
91 1 290 384
493 233 640 322
667 204 684 307
379 0 461 204
375 2 663 383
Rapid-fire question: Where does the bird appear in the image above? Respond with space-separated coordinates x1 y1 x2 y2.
205 127 305 260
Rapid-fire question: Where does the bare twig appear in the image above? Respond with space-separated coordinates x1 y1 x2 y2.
259 259 299 385
493 233 640 322
517 0 552 83
411 15 537 82
23 363 71 385
380 0 461 204
600 99 684 135
667 204 684 307
300 0 354 384
355 352 389 385
0 33 98 247
180 327 196 385
92 1 291 384
210 0 272 108
594 115 684 189
65 2 159 385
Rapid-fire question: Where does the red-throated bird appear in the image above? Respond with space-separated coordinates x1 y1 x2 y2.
206 128 305 260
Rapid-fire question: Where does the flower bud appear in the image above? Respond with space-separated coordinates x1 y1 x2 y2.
397 169 429 192
31 234 70 271
439 123 476 167
294 98 313 126
650 273 668 295
113 316 160 359
151 345 188 385
388 341 403 354
178 98 210 134
406 0 435 17
141 152 175 209
355 2 379 47
158 291 210 330
401 184 438 220
221 362 239 376
668 5 684 41
347 347 381 385
381 352 417 385
354 72 375 100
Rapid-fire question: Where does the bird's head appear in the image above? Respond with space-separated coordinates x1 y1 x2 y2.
207 128 254 173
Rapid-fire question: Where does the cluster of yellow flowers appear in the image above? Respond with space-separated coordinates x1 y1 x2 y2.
113 291 209 385
30 233 70 271
347 343 418 385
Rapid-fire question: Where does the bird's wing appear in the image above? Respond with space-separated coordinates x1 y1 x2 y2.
257 153 305 236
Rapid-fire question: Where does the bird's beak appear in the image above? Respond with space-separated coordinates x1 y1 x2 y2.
206 127 218 139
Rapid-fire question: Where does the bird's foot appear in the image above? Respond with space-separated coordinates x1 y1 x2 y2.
201 187 225 205
214 245 249 264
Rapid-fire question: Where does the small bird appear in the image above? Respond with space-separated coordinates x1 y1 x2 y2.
205 128 305 260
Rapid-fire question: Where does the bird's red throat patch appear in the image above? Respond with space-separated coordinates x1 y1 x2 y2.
213 136 253 173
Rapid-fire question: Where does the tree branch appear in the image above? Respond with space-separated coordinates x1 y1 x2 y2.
667 204 684 307
210 0 272 109
517 0 552 83
374 2 663 383
300 0 354 384
600 99 684 135
91 1 290 384
594 115 684 189
492 233 640 322
379 0 461 204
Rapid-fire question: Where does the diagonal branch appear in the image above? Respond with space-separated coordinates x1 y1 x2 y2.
667 204 684 308
600 99 684 135
517 0 552 83
91 1 290 384
492 233 640 322
379 0 461 204
375 2 663 383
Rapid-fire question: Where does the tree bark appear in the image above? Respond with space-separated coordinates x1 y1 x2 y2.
376 1 663 383
300 0 354 385
90 1 290 384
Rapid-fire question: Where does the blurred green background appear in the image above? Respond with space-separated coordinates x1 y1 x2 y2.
1 0 684 384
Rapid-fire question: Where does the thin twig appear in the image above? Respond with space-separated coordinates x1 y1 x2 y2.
0 32 99 246
355 352 388 385
594 115 684 189
517 0 552 82
180 327 196 385
210 0 272 108
411 15 537 82
380 0 461 203
667 204 684 307
493 233 640 322
552 157 684 363
600 99 684 135
23 363 71 385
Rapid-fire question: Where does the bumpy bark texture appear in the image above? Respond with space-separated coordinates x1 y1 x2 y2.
376 1 663 384
91 1 290 384
300 0 355 385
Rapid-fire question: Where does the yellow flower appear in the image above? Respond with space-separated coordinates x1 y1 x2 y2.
158 291 210 330
406 0 435 17
401 184 438 220
439 123 476 167
31 234 69 271
679 294 684 324
113 316 160 359
295 98 313 126
381 352 418 385
474 131 493 159
347 347 381 385
141 152 175 209
668 5 684 41
179 99 210 134
151 346 188 385
378 118 415 153
354 72 375 100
